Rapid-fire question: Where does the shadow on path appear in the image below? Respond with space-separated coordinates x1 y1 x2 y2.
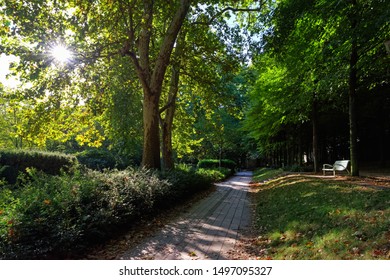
119 171 253 260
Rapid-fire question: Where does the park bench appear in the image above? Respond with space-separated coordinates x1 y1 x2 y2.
322 160 350 176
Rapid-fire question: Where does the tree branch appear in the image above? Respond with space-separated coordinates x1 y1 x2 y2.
193 2 265 26
151 0 191 95
138 0 153 85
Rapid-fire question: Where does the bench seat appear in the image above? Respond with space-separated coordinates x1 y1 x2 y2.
322 160 350 176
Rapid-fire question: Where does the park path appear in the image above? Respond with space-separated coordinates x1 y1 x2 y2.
118 171 253 260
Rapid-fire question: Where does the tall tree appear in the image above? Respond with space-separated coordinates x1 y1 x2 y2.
249 0 390 173
1 0 265 169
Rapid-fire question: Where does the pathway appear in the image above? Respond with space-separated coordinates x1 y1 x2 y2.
118 171 253 260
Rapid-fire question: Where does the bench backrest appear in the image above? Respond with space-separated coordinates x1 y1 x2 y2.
333 160 349 171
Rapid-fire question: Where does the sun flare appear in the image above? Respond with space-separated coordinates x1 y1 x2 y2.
49 44 73 64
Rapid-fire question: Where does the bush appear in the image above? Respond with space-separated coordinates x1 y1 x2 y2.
196 168 230 182
0 165 225 259
0 165 18 186
76 149 125 170
197 159 236 174
0 150 78 184
158 166 213 207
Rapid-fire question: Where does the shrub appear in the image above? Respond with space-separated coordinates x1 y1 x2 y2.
158 166 215 207
0 150 78 184
0 165 225 259
196 168 230 182
0 165 18 186
197 159 236 174
76 149 122 170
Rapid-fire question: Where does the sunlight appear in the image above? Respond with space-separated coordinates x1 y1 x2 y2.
0 54 20 88
49 44 73 64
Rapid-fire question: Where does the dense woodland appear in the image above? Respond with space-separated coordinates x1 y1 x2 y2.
1 0 389 174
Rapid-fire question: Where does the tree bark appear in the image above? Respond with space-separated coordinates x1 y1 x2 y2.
160 30 186 170
348 0 359 176
138 0 191 169
142 92 161 169
349 40 359 176
160 80 178 170
161 117 175 170
312 94 319 173
160 74 178 170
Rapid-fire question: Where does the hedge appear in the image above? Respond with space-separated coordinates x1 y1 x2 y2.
197 159 237 174
0 166 228 259
0 150 78 184
76 149 120 170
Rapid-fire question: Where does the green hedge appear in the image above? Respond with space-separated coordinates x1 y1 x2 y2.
76 149 120 170
0 150 78 184
197 159 236 174
0 166 227 259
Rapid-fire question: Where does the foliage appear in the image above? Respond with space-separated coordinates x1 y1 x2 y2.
0 165 223 259
173 68 253 165
252 175 390 259
197 159 237 173
159 165 226 205
244 0 390 168
1 0 263 169
196 168 231 182
75 149 123 171
0 149 77 184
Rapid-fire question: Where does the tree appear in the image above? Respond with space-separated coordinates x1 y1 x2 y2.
246 0 389 173
1 0 265 169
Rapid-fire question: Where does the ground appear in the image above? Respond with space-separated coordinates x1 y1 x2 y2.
229 172 390 260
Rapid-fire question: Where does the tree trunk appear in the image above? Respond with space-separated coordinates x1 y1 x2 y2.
135 0 191 169
378 91 386 167
349 43 359 176
161 118 174 170
349 0 359 176
160 30 186 170
312 94 319 173
142 92 161 169
161 88 177 170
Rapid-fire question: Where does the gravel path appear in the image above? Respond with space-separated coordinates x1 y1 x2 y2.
118 171 253 260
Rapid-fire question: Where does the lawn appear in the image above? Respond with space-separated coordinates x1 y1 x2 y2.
249 169 390 260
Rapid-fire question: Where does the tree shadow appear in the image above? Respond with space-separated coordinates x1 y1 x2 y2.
246 175 390 259
119 173 253 260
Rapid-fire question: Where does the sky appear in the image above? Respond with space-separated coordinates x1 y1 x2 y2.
0 53 19 88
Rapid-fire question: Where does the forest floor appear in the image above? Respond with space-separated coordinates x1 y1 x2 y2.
83 170 390 260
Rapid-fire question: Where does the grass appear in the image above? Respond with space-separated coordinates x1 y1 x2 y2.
252 167 285 183
251 169 390 260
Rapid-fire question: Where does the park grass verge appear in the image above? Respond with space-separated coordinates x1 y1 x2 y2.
252 173 390 259
252 167 285 183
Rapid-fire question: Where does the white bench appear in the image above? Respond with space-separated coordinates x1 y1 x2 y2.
322 160 350 176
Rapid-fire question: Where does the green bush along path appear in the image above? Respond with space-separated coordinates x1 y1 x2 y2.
119 171 253 260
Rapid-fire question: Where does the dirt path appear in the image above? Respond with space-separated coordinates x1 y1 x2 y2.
116 171 253 260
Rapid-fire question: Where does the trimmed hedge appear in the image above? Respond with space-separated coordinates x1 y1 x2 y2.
76 149 119 170
0 166 228 259
197 159 236 174
0 150 78 184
